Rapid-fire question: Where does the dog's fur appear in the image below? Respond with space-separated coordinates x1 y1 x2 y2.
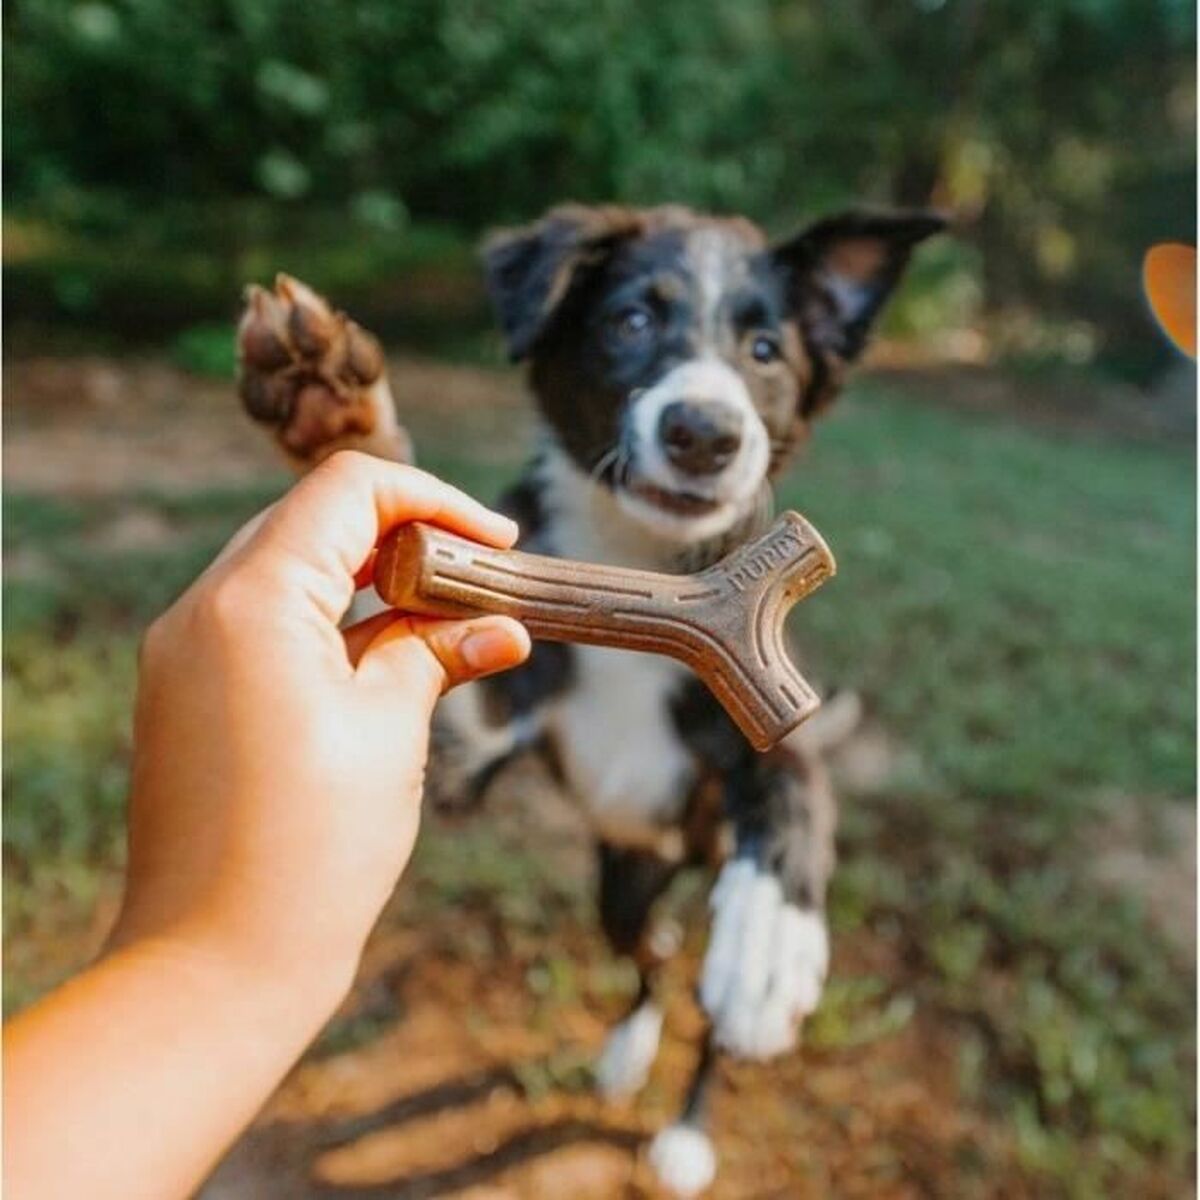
237 203 943 1196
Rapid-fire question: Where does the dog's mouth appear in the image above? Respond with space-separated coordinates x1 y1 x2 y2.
592 452 726 518
609 463 755 544
624 477 723 516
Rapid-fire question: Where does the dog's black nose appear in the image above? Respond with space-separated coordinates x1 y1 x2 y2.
658 401 743 475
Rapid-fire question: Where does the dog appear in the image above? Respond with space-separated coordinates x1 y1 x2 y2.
236 202 944 1196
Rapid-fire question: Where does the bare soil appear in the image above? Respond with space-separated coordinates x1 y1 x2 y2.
3 353 529 497
202 771 1032 1200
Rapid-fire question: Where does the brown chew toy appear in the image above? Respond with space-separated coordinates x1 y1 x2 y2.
374 511 836 751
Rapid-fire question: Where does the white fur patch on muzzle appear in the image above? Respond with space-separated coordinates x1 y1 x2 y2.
619 358 770 542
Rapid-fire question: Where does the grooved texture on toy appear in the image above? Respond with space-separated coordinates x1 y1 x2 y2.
374 511 835 751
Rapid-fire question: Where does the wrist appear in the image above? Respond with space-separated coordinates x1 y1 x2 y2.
108 920 357 1044
109 872 370 1026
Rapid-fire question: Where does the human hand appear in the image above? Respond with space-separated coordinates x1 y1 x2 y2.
108 451 530 1011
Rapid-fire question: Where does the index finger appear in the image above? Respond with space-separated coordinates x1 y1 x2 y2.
238 451 518 620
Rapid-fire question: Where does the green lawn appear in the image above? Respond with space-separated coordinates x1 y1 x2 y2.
3 377 1195 1195
791 385 1195 809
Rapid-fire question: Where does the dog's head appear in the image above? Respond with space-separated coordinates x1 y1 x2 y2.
484 204 945 543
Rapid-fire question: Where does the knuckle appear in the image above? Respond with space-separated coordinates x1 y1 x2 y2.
314 447 371 484
197 571 255 634
309 448 423 503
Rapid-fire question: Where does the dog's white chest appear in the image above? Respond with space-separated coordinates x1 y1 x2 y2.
550 646 693 848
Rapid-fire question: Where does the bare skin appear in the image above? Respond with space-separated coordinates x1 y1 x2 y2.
3 451 531 1200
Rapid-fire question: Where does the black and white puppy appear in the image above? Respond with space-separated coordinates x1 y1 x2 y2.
237 203 944 1197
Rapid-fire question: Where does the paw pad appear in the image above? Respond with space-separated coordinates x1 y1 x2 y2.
236 274 395 463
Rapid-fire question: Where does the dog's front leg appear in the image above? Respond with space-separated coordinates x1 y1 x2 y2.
592 843 680 1100
648 748 835 1190
699 743 836 1061
647 747 835 1197
424 638 570 814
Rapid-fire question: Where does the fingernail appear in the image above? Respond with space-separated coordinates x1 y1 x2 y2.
460 625 521 673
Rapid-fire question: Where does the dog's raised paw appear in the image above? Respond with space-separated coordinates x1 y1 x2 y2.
648 1124 716 1197
699 858 828 1060
236 274 411 467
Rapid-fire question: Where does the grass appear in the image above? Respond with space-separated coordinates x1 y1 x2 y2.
3 377 1194 1193
789 384 1195 809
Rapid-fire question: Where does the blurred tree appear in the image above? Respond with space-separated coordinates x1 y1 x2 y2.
3 0 1194 355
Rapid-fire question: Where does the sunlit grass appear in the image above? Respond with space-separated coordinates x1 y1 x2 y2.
785 383 1196 809
3 381 1194 1189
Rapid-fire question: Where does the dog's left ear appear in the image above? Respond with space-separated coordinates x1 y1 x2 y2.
771 209 948 364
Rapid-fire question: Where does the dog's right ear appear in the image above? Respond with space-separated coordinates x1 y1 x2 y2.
772 208 948 363
482 205 644 360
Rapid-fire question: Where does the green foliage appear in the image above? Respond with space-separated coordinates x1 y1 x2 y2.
806 976 917 1050
3 491 86 543
4 204 479 347
5 0 1194 353
170 322 238 378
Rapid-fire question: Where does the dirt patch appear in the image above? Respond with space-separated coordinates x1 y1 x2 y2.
203 893 1026 1199
3 354 531 497
192 758 1031 1200
1087 801 1197 966
4 356 281 494
82 509 177 554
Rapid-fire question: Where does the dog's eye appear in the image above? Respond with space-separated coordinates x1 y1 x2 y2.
613 305 656 341
751 334 780 364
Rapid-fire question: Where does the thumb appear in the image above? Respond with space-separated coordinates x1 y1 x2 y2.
356 614 531 697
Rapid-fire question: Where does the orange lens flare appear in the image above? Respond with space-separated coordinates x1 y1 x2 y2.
1143 243 1196 358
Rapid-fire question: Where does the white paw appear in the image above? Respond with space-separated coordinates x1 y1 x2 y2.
699 859 829 1060
648 1124 716 1197
594 1001 663 1099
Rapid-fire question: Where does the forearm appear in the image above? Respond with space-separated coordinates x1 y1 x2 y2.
3 932 347 1200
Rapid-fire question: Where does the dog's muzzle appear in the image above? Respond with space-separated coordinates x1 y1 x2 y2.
617 360 770 537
